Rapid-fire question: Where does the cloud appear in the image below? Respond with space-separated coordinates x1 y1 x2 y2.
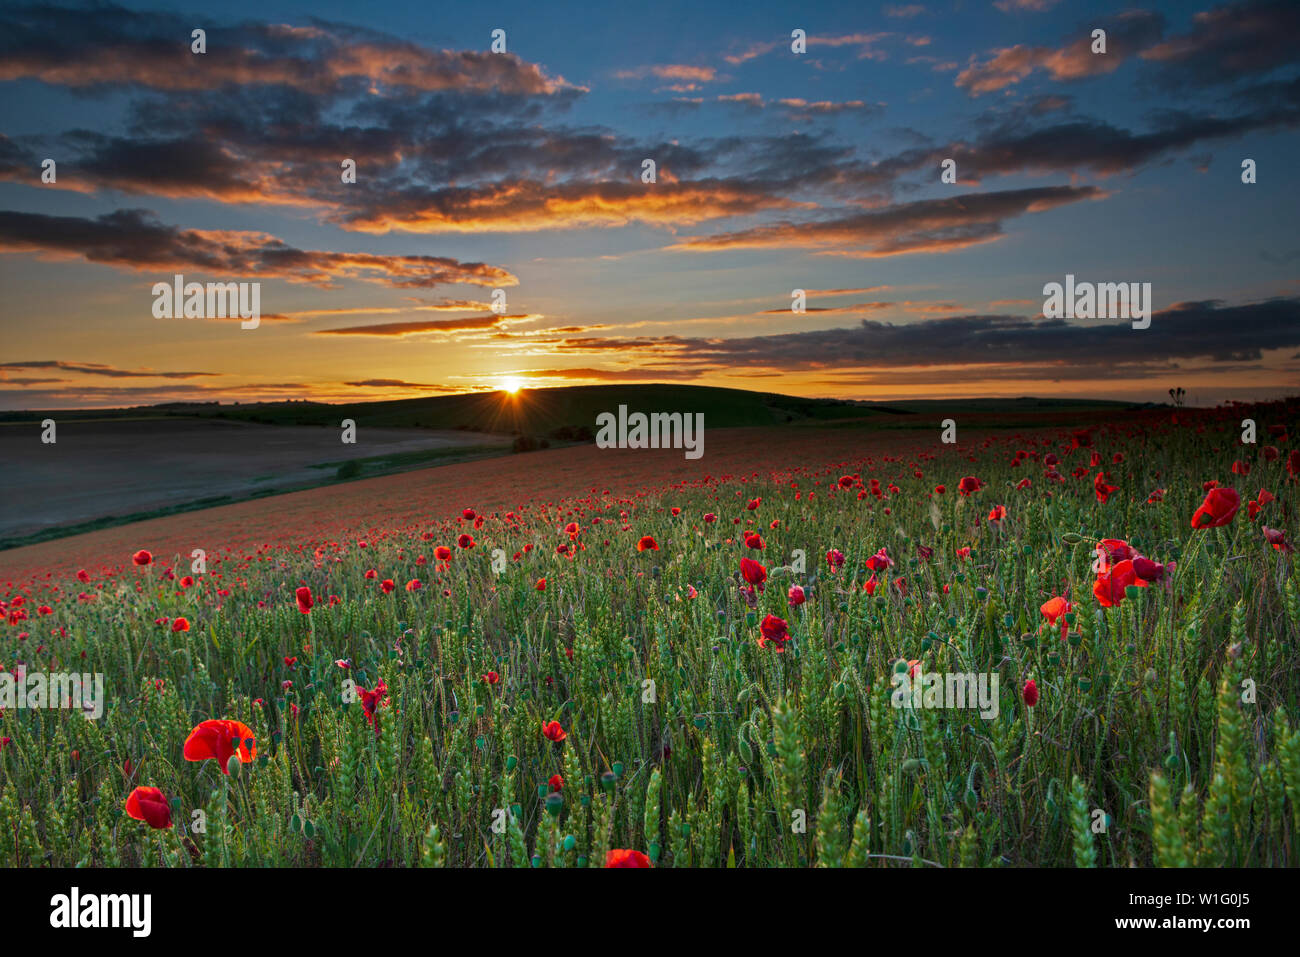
1140 0 1300 87
616 64 718 84
0 3 574 95
956 11 1164 94
669 185 1104 256
314 314 539 337
0 208 516 288
0 360 217 379
543 299 1300 380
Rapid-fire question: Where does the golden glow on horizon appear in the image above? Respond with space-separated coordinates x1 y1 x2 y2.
500 377 523 395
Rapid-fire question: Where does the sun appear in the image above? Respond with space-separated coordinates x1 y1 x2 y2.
500 377 523 395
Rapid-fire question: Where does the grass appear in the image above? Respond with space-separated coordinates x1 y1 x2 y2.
0 397 1295 868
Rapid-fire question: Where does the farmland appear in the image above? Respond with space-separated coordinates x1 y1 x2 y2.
0 398 1296 868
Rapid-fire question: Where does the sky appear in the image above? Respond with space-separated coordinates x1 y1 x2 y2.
0 0 1297 409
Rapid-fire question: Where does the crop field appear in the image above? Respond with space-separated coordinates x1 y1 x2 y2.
1 399 1296 869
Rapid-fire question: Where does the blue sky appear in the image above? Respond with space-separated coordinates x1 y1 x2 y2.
1 0 1297 408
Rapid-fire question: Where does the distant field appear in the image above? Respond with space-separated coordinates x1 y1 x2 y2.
0 387 1147 552
0 417 508 547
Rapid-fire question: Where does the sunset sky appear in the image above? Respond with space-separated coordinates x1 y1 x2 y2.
1 0 1297 409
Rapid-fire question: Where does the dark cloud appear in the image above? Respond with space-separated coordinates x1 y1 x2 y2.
0 360 217 379
537 299 1300 382
1141 1 1300 88
0 208 516 288
671 185 1104 255
0 3 573 95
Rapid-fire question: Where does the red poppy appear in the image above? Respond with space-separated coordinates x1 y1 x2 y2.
543 720 568 742
758 613 791 651
358 679 389 732
1132 556 1169 582
958 476 983 496
405 579 421 591
1096 538 1136 569
787 584 806 606
987 504 1007 523
1263 526 1293 553
435 546 452 561
172 617 190 633
125 786 172 829
295 586 313 614
1093 471 1119 504
183 719 256 774
482 671 501 684
605 848 652 868
743 531 765 550
1191 487 1240 529
865 547 893 572
380 579 395 593
1093 559 1148 607
1022 679 1039 707
548 774 564 791
132 550 153 566
536 577 547 591
637 535 659 552
826 548 846 570
457 533 475 549
1040 596 1071 639
740 557 767 588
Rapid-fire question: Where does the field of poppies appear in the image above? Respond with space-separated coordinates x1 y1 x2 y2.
0 399 1297 868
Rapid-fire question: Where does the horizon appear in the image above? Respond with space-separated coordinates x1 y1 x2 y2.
2 0 1299 409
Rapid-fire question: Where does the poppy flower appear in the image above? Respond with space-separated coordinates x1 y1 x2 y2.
1093 559 1148 607
605 849 652 868
295 586 313 614
1263 526 1293 553
1132 556 1168 582
435 546 452 561
543 721 568 742
125 786 172 829
183 719 256 774
405 579 421 591
1097 539 1136 567
1093 471 1119 504
1040 596 1072 639
1022 679 1039 707
787 584 806 606
826 548 846 570
637 535 659 552
958 476 983 496
758 614 791 651
743 531 765 550
865 548 893 572
703 512 717 523
934 485 946 495
987 505 1007 523
536 577 547 591
172 617 190 633
457 533 475 549
482 671 501 685
548 774 564 791
358 679 389 732
740 557 767 589
1191 487 1240 529
132 550 153 566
